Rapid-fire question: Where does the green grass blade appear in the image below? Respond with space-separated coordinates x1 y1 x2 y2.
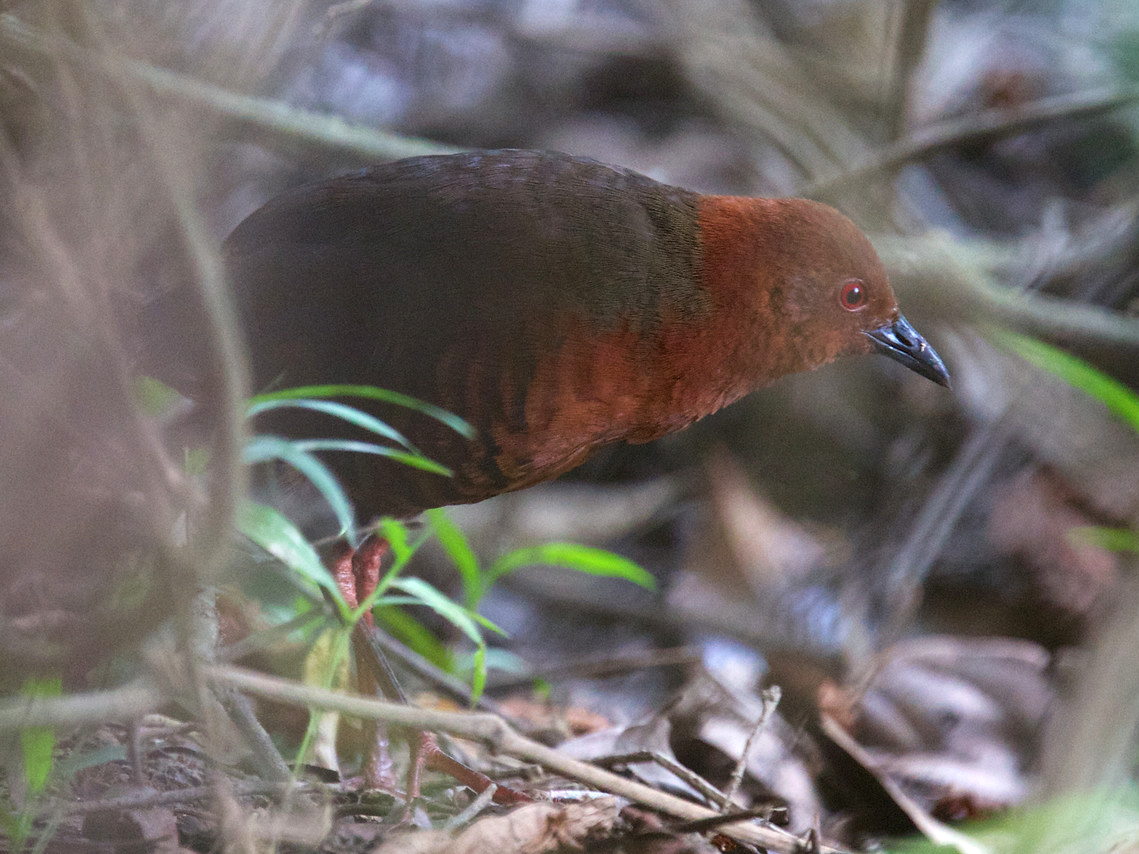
379 588 489 702
237 501 347 616
134 375 185 417
242 435 356 538
294 629 354 781
427 509 482 608
19 675 61 795
376 607 453 672
292 439 451 476
54 744 127 778
996 332 1139 565
1069 525 1139 553
390 577 505 643
247 398 418 451
248 384 475 439
996 331 1139 433
349 518 436 624
470 644 487 706
376 518 413 567
486 543 655 591
373 595 432 607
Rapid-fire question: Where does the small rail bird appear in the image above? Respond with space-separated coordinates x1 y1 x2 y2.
227 149 948 524
222 149 949 799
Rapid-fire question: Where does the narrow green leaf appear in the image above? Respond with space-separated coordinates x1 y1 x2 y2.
248 384 475 439
390 577 505 644
54 744 127 778
349 519 437 627
427 509 482 608
376 607 453 671
351 522 435 624
450 647 512 706
134 375 184 417
467 610 505 636
0 804 22 848
183 446 211 475
995 334 1139 565
1069 525 1139 553
470 644 487 706
20 675 61 795
486 543 655 591
996 331 1139 433
242 435 356 537
295 628 354 773
293 439 451 476
479 648 529 676
247 398 418 451
372 595 432 607
237 501 347 614
377 518 412 567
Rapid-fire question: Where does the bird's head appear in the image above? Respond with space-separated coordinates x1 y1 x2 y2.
701 197 950 388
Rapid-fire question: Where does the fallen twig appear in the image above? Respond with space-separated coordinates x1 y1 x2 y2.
209 664 855 854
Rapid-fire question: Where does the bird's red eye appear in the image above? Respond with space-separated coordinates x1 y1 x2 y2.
839 279 867 311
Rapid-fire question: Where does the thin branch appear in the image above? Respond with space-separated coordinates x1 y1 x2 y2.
883 0 938 141
60 779 333 815
820 716 991 854
723 685 780 809
807 82 1139 198
863 418 1013 675
877 233 1139 350
0 12 454 163
216 686 293 782
362 626 513 718
209 664 854 854
74 9 255 787
0 681 162 730
595 751 733 809
442 783 499 831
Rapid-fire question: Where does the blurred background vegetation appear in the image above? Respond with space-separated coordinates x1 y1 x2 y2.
3 1 1139 852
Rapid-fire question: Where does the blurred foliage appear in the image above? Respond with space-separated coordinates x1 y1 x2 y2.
3 0 1139 850
1 676 61 850
240 389 652 708
997 331 1139 434
887 788 1139 854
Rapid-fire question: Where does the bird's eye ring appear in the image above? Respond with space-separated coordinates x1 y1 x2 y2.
839 279 867 311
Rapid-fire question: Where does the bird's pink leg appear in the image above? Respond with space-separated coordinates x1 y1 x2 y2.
336 534 530 805
414 732 532 805
328 538 396 790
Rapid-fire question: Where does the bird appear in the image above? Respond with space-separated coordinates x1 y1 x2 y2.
220 148 949 801
226 149 949 526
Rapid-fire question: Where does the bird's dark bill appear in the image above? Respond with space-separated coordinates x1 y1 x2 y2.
864 315 951 388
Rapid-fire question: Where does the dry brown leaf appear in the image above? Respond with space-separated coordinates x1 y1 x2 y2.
819 716 989 854
988 469 1119 624
371 798 621 854
81 799 181 854
692 450 834 597
850 636 1050 815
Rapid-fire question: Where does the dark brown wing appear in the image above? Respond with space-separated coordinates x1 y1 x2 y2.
225 150 702 518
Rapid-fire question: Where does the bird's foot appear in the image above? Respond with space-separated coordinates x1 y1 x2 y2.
328 534 395 789
408 731 532 806
330 534 530 805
